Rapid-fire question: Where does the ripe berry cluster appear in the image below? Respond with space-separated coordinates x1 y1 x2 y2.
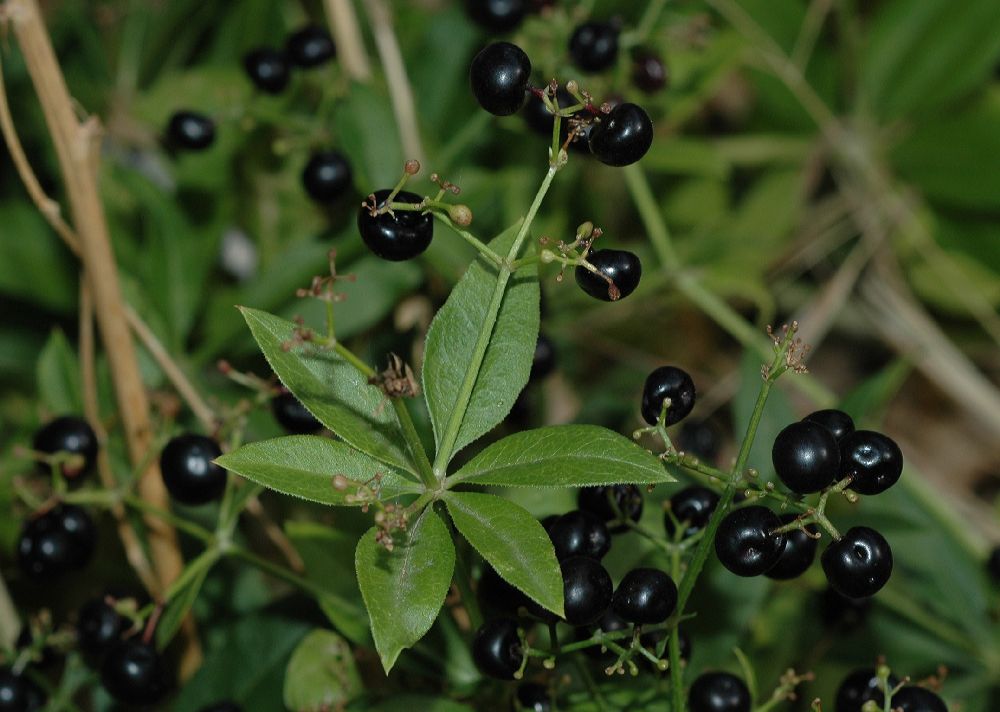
834 667 947 712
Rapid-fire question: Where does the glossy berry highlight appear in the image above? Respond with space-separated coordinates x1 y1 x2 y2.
358 189 434 261
764 514 818 580
802 408 855 442
714 506 786 577
470 41 531 116
33 415 98 479
665 486 719 539
548 510 611 561
301 150 353 203
0 667 44 712
612 567 677 624
242 48 290 94
588 103 653 166
160 433 227 505
632 50 668 93
561 555 613 626
100 640 170 706
285 25 336 68
515 682 552 712
576 249 641 301
821 526 892 598
840 430 903 495
688 671 751 712
472 618 522 679
771 420 839 494
834 668 898 712
568 22 619 73
17 504 96 579
166 111 215 151
642 365 696 426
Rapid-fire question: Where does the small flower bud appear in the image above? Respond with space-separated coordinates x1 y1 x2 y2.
332 474 349 491
449 204 473 226
566 80 579 95
540 249 556 264
404 159 420 175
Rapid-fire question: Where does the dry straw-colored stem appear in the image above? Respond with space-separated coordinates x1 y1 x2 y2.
323 0 371 81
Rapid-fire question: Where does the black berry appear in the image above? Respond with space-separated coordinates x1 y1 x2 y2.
479 564 529 615
17 504 96 579
242 48 290 94
714 506 786 577
576 249 642 301
771 420 839 494
764 514 818 580
835 668 898 712
357 189 434 261
688 671 751 712
33 415 98 480
301 150 353 203
568 22 619 73
521 87 591 152
578 484 643 533
577 609 628 660
632 50 668 93
548 510 611 561
466 0 526 33
166 111 215 151
678 420 721 462
819 587 871 631
891 686 947 712
530 334 556 381
472 618 523 680
822 526 892 598
588 103 653 166
271 391 323 434
665 486 719 539
988 545 1000 581
515 682 551 711
78 597 127 662
160 433 227 505
642 365 696 426
561 556 613 626
0 667 44 712
840 430 903 495
470 41 531 116
100 640 170 706
285 25 336 68
612 568 677 624
802 409 855 442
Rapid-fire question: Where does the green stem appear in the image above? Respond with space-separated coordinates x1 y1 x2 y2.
432 165 558 476
162 547 220 603
429 211 503 267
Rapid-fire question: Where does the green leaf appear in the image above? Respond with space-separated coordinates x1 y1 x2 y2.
286 520 372 646
0 204 76 313
839 360 912 426
216 436 421 505
36 329 81 415
334 83 405 190
283 629 362 711
443 491 563 617
239 307 415 475
861 0 1000 118
422 223 539 460
155 560 211 650
448 424 673 488
355 507 455 673
364 696 476 712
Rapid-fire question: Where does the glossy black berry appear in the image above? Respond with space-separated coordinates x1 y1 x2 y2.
588 103 653 166
576 249 642 301
632 50 668 93
822 526 892 598
569 22 619 73
689 671 751 712
0 667 44 712
834 668 898 712
271 391 323 434
285 25 336 68
515 682 551 711
521 87 591 152
765 514 818 580
160 433 226 505
891 686 947 712
358 189 434 261
548 510 611 561
772 421 839 494
242 48 290 94
479 564 529 615
988 545 1000 581
18 504 96 579
100 640 170 706
529 333 557 382
466 0 526 32
714 506 786 577
166 111 215 151
578 484 643 533
678 420 721 462
819 587 871 631
802 409 855 442
642 366 696 426
561 556 613 626
198 703 243 712
301 150 353 203
470 41 531 116
33 415 98 480
840 430 903 495
78 598 126 661
665 486 719 539
612 568 677 624
472 618 523 680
